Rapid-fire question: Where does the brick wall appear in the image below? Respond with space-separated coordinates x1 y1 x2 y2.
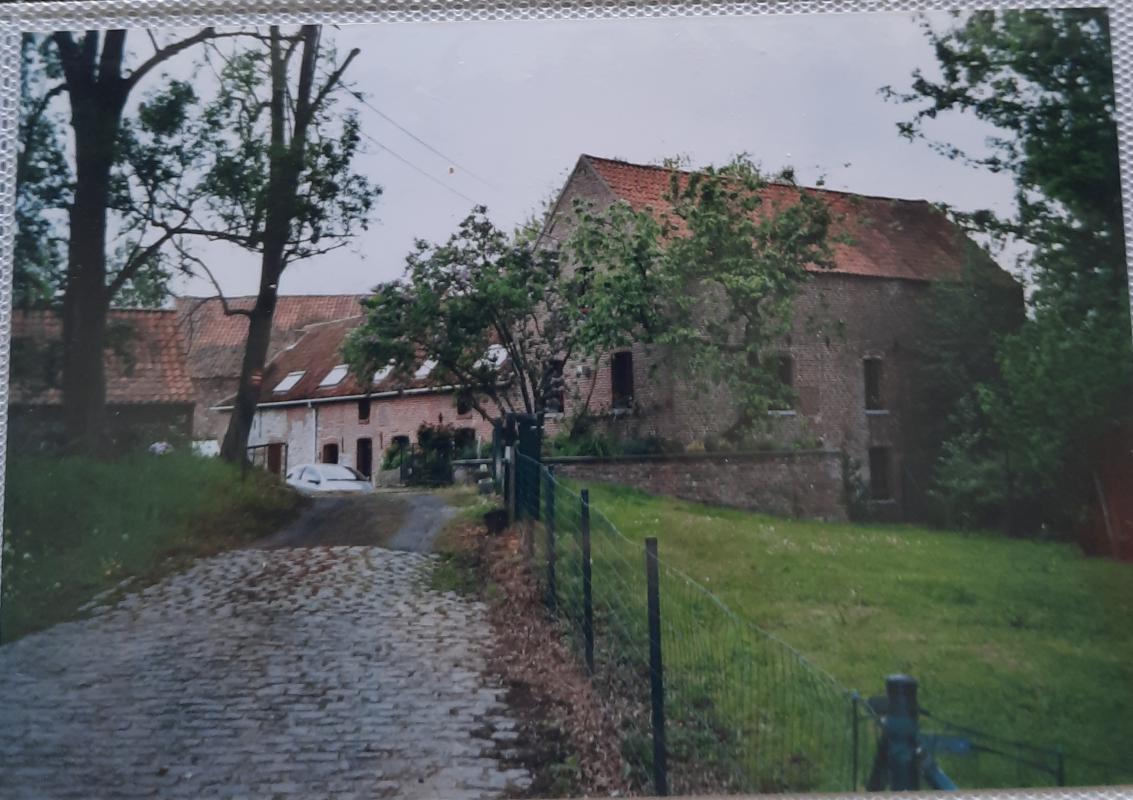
241 389 500 479
546 451 847 521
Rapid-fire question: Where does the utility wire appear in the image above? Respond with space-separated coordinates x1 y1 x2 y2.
352 91 497 189
360 129 480 206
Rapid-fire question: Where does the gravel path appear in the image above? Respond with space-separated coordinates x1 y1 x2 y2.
0 545 528 799
386 493 459 553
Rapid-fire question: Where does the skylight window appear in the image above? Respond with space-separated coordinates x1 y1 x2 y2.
414 359 438 379
476 344 507 369
273 371 305 393
319 364 349 388
372 363 394 384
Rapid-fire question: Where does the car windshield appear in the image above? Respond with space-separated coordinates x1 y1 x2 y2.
320 464 364 481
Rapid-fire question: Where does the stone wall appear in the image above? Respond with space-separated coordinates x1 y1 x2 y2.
546 450 847 521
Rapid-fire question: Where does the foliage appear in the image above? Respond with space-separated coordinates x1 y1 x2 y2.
344 208 575 420
886 9 1133 534
565 156 834 433
1 452 301 642
412 422 456 486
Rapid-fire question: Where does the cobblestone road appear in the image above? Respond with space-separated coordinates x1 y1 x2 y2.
0 546 529 799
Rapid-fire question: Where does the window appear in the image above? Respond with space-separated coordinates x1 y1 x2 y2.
373 362 394 384
869 447 891 500
771 354 794 411
319 364 349 388
864 358 884 410
358 398 371 423
321 442 339 464
456 392 473 416
543 359 565 413
273 370 304 393
611 351 634 410
414 359 438 379
477 344 507 368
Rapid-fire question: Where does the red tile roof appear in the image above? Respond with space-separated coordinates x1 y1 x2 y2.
174 295 365 380
10 310 195 406
580 155 1013 285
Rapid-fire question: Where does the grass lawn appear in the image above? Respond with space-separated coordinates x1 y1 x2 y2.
548 481 1132 791
1 452 302 643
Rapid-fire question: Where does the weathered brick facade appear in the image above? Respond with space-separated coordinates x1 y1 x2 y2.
540 156 1022 519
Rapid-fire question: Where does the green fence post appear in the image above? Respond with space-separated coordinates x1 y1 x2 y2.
545 466 557 615
581 489 594 676
645 537 668 796
885 674 919 791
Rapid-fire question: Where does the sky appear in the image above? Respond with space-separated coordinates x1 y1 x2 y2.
145 10 1019 298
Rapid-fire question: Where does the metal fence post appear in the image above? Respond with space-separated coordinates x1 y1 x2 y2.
581 489 594 676
545 467 557 615
885 674 919 791
645 537 669 796
506 443 517 526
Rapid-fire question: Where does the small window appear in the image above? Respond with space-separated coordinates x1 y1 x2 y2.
358 397 371 423
869 447 891 500
321 442 339 464
477 344 507 368
414 359 438 379
611 351 634 410
456 392 473 416
543 359 565 413
373 362 394 384
319 364 349 388
771 354 794 410
864 358 884 410
273 370 305 393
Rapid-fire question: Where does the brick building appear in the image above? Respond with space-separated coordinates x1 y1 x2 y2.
9 309 196 452
174 294 365 449
540 155 1021 517
218 316 500 479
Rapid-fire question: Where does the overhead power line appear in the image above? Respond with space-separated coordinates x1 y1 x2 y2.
352 91 497 189
360 129 480 207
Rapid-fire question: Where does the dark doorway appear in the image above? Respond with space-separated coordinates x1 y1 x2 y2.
322 442 339 464
356 438 373 478
266 442 284 475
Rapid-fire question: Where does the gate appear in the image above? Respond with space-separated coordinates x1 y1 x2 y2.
505 412 543 520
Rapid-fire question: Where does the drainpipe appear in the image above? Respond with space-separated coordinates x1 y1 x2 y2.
310 401 317 464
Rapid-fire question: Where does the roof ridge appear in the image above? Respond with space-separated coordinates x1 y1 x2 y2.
580 153 935 206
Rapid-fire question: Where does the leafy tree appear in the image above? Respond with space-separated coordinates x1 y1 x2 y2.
565 157 834 435
190 27 380 463
42 28 237 452
343 208 574 422
886 9 1133 532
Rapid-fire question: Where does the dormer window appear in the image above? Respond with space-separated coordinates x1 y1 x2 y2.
273 370 305 393
414 359 438 379
476 344 507 369
319 364 349 388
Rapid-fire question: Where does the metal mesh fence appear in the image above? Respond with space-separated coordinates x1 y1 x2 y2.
517 455 876 795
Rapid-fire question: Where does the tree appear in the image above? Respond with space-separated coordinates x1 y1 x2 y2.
197 26 379 463
565 157 834 435
886 9 1133 532
343 208 574 423
45 28 234 452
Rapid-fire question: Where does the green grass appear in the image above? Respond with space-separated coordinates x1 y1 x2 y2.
1 452 302 642
541 480 1133 791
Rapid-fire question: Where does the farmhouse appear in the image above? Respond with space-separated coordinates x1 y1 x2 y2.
9 309 195 452
541 155 1022 519
216 315 501 478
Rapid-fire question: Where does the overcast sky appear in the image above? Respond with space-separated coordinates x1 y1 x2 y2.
161 10 1018 298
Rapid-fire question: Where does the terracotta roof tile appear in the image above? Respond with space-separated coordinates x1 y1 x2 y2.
174 295 365 379
10 310 194 406
581 155 1014 285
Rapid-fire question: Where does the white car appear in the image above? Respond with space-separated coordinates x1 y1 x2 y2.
286 463 375 494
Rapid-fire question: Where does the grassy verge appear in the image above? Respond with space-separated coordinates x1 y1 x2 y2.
542 480 1132 790
429 484 495 596
1 453 303 642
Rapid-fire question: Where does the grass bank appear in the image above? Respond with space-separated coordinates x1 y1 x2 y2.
542 480 1132 790
1 453 302 642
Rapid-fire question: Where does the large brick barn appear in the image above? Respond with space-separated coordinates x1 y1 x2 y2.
539 155 1022 518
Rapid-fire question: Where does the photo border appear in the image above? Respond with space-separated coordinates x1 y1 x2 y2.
0 3 1130 799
